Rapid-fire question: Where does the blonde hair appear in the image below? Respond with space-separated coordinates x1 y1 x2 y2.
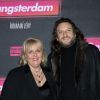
20 37 47 66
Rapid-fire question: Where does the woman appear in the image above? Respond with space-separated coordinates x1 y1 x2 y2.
0 37 57 100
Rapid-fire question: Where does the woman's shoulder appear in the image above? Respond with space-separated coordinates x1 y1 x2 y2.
6 65 27 78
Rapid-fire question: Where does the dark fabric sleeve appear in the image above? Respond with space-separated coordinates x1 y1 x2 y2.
78 44 100 100
0 69 18 100
88 45 100 100
95 47 100 100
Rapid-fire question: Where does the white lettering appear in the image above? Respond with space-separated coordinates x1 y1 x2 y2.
0 3 53 15
10 22 31 29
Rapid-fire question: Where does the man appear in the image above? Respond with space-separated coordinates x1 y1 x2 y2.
47 18 100 100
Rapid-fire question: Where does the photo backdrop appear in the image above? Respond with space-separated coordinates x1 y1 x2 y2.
0 0 100 93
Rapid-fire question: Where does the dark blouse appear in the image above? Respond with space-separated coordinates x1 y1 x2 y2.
39 81 53 100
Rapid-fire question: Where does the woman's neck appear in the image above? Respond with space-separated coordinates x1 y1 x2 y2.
29 64 46 87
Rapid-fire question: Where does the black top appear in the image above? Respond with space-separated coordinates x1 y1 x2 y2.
60 43 77 100
39 81 53 100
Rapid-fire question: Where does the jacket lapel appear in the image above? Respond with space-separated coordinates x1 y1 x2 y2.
43 69 57 100
24 65 41 100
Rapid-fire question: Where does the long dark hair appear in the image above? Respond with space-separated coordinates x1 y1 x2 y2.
51 18 87 82
51 18 85 52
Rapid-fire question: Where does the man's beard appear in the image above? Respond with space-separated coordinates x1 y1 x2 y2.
59 37 76 48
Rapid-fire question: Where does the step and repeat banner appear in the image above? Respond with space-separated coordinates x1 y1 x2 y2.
0 0 60 17
0 0 100 94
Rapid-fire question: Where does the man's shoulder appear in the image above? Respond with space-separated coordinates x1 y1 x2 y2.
86 43 99 51
84 43 100 56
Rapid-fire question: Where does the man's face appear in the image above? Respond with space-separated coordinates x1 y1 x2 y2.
56 22 76 47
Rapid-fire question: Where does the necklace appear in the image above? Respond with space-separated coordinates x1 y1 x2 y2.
34 71 46 87
34 69 43 83
30 67 46 86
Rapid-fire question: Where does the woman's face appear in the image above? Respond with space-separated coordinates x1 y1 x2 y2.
25 42 43 68
56 22 76 47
